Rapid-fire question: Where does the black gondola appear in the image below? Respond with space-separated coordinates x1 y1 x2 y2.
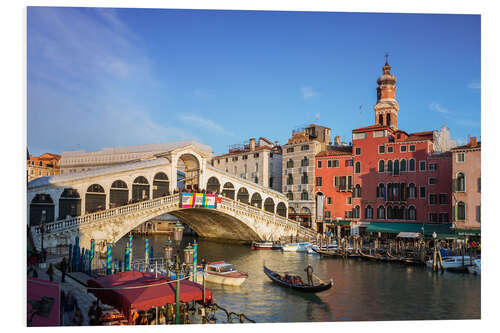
263 265 332 293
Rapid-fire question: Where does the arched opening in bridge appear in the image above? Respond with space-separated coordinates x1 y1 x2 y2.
316 192 325 221
222 182 235 199
276 202 287 217
237 187 249 204
110 180 128 208
176 153 200 191
132 176 150 201
86 184 106 213
59 188 81 220
250 192 262 208
153 172 170 198
30 193 54 226
288 207 297 221
206 177 220 193
264 197 275 213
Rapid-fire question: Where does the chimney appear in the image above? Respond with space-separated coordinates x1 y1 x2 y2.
334 136 341 145
249 138 256 151
275 140 279 147
469 136 477 147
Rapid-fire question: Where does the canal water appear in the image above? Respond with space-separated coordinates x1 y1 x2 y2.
112 234 481 323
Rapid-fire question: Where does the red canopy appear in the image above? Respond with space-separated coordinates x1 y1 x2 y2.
27 277 60 327
87 271 212 323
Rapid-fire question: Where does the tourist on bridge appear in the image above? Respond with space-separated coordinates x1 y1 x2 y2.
46 263 54 282
60 257 68 283
304 264 314 286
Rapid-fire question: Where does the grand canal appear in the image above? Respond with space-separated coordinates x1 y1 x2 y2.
112 234 481 323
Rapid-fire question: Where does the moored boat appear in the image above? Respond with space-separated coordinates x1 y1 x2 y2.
263 265 332 293
281 242 311 252
467 259 481 275
203 261 248 286
425 256 472 270
251 241 274 250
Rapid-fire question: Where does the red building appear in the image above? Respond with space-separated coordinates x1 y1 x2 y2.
315 60 454 236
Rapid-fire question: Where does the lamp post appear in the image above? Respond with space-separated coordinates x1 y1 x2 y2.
432 231 437 271
39 222 45 263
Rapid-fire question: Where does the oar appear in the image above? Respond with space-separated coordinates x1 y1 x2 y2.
312 272 327 285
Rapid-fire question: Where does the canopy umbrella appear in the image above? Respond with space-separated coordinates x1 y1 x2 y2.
87 271 213 324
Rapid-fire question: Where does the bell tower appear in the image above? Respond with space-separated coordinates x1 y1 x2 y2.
374 55 399 130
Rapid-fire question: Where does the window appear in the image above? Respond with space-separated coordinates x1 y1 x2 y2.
355 162 361 174
400 145 407 152
456 202 466 220
429 194 437 205
287 174 293 185
408 206 417 220
354 184 362 198
225 158 228 163
379 160 385 172
455 172 466 192
409 145 416 152
409 159 416 171
301 144 309 151
379 145 385 154
217 159 220 164
429 178 437 185
334 176 338 187
377 206 386 219
400 159 406 172
387 160 393 173
420 186 426 198
324 210 331 218
333 160 339 168
287 191 293 200
327 160 332 168
419 161 426 172
476 205 481 222
316 177 322 186
269 177 273 187
387 146 394 153
386 206 393 219
365 205 373 219
408 183 416 198
393 160 400 176
327 197 332 205
232 156 238 161
254 153 259 158
345 159 353 167
439 194 448 204
287 147 294 153
346 197 352 204
301 157 309 167
347 176 353 190
377 184 385 198
317 161 322 168
439 213 449 223
242 155 248 160
428 163 437 170
457 153 465 163
355 147 361 155
255 177 258 183
429 213 438 223
478 177 481 193
353 205 360 219
301 191 309 200
287 159 294 168
301 172 308 184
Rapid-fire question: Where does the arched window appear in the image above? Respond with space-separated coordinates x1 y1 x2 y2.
301 191 309 200
377 206 386 219
365 205 373 219
287 174 293 185
387 205 393 219
408 206 417 220
379 114 383 126
456 172 466 192
287 159 294 168
354 184 362 198
409 158 416 172
393 160 400 175
387 183 393 201
401 206 407 220
400 159 407 172
408 183 416 198
457 201 466 220
387 160 393 173
301 157 309 167
354 205 360 218
379 160 385 173
287 191 293 200
377 183 386 198
301 172 308 184
387 113 391 127
355 161 361 174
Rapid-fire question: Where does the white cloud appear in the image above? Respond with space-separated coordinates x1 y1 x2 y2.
467 82 481 89
301 86 320 100
429 102 451 114
179 114 234 137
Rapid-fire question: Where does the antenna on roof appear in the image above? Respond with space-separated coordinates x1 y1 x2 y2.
385 52 389 64
359 105 363 124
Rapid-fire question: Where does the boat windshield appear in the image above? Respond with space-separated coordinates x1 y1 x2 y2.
218 264 237 273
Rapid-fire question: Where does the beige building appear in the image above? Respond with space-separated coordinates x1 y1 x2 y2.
451 137 481 236
27 153 61 182
282 124 331 230
211 137 283 193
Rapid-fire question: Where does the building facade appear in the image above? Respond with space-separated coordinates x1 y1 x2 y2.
27 153 61 182
315 61 456 234
211 137 283 192
282 124 331 229
451 137 481 236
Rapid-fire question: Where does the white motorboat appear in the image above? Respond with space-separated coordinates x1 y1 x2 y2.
201 261 248 286
307 242 338 254
467 259 481 275
251 241 274 250
281 242 311 252
425 256 472 270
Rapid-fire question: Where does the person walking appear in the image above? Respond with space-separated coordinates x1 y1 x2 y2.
62 291 78 326
46 263 54 282
60 257 67 283
304 264 314 286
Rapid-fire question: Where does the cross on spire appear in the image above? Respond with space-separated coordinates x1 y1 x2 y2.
385 53 389 64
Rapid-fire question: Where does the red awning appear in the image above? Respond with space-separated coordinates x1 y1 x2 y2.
87 271 212 323
27 277 60 327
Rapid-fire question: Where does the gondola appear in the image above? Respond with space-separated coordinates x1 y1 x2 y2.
311 247 344 258
263 265 332 293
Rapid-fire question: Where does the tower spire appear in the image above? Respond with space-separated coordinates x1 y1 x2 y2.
374 57 399 130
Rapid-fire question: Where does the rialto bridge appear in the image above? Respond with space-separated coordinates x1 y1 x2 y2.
28 143 316 252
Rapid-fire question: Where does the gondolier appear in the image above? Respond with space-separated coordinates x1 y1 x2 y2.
304 264 313 286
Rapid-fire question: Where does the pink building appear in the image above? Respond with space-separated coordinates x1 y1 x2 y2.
451 137 481 237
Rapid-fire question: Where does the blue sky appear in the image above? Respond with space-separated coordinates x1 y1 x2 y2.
27 7 481 156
